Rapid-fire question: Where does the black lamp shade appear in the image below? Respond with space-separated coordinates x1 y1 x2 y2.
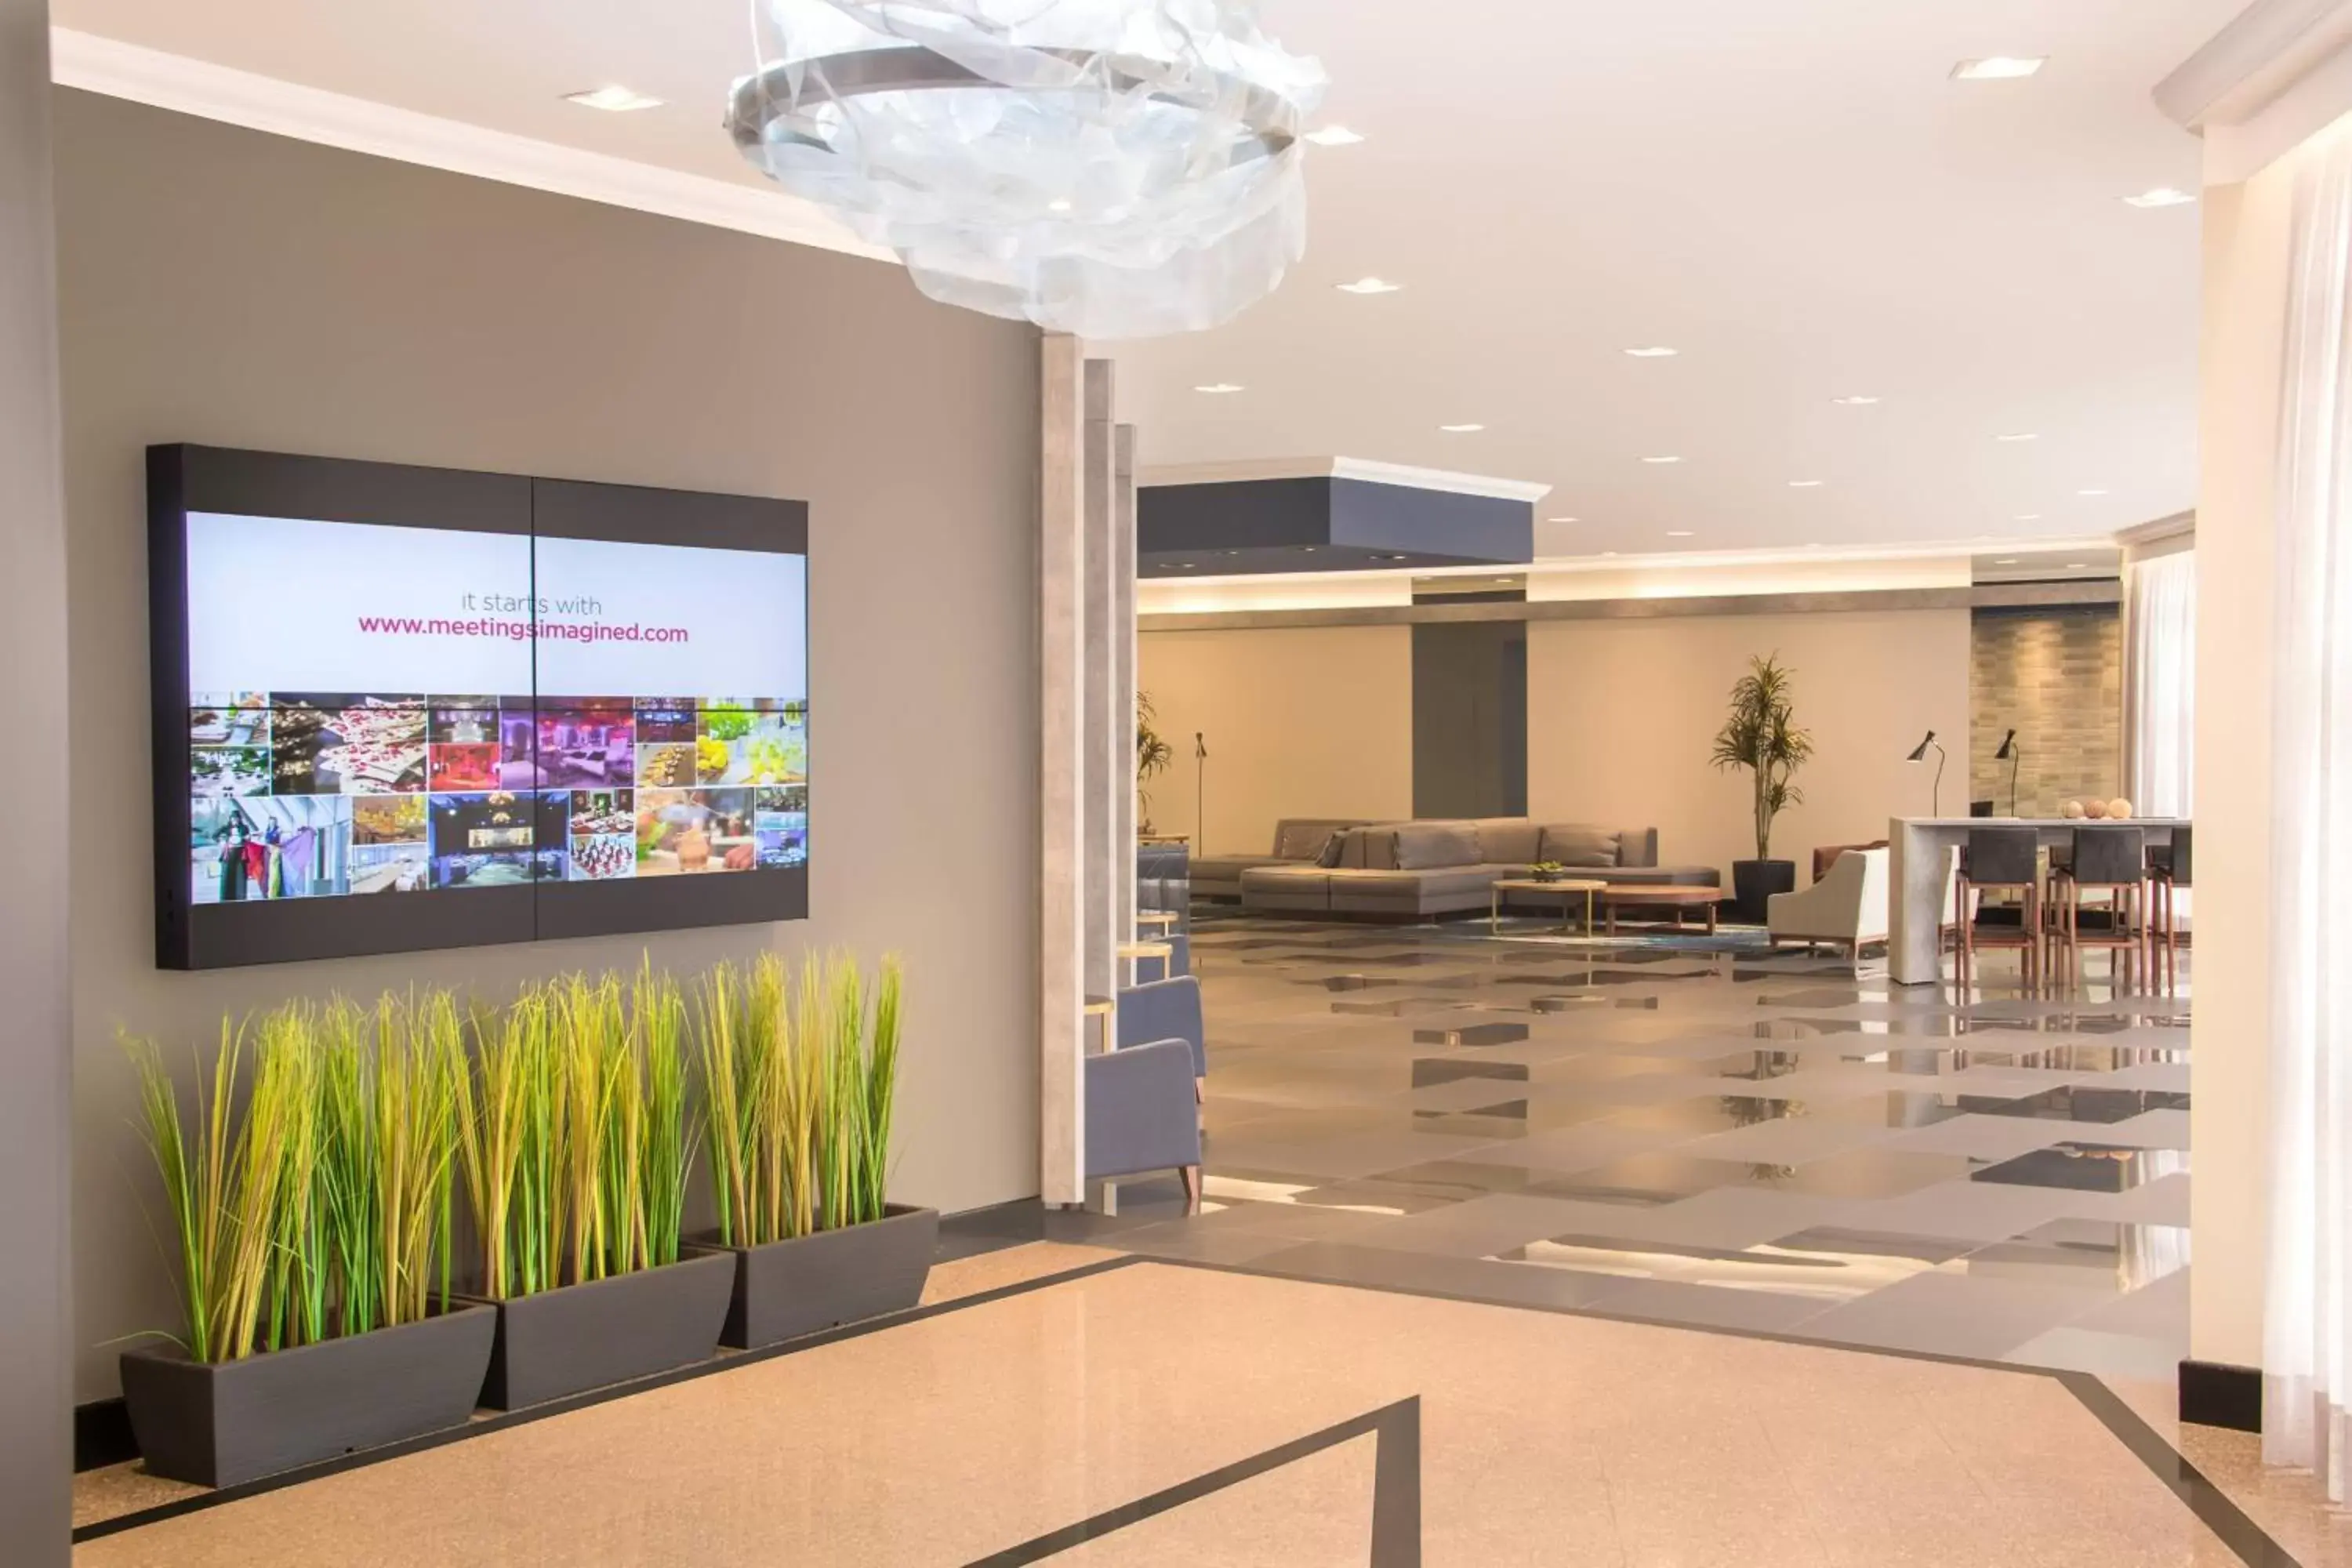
1907 731 1937 762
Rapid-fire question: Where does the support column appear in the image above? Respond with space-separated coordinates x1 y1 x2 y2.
1080 360 1117 1004
0 0 74 1559
1039 336 1086 1206
1113 424 1138 945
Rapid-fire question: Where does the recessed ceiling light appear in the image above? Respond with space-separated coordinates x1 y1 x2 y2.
564 85 664 112
1951 56 2045 81
1788 479 1824 488
2067 562 2089 570
1438 423 1486 433
1642 455 1682 465
2078 488 2110 496
2014 514 2042 521
1803 543 1826 550
1337 277 1402 295
1046 198 1073 212
1666 530 1694 538
1177 562 1196 569
1831 395 1882 406
1601 551 1620 557
1303 125 1365 147
1192 383 1244 394
1995 557 2021 565
1624 346 1679 358
1547 515 1581 524
1995 432 2039 442
1299 546 1316 553
2124 187 2196 209
1494 577 1515 584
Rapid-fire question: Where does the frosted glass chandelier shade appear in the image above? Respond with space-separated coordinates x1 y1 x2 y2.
726 0 1327 339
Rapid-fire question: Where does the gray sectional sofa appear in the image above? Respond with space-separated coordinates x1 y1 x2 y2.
1230 818 1719 920
1191 818 1366 901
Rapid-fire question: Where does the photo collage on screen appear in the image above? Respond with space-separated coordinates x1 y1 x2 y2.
190 693 808 903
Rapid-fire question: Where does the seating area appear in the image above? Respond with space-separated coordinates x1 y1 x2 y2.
1952 823 2192 993
1202 816 1719 920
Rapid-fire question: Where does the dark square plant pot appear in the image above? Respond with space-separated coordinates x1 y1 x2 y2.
708 1204 938 1350
119 1302 497 1489
1732 859 1798 925
474 1249 735 1410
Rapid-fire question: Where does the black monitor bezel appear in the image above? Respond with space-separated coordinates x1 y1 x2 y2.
150 445 810 971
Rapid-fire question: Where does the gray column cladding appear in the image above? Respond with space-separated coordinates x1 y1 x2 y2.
0 2 73 1559
1412 621 1529 821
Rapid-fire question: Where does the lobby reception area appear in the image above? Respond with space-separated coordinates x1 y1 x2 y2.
8 1 2352 1565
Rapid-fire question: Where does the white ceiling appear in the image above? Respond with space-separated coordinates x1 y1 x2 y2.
56 0 2240 559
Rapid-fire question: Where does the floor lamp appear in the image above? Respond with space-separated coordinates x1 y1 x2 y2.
1193 732 1208 850
1994 728 2024 818
1907 730 1947 817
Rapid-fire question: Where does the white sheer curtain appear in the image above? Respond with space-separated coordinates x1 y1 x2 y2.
2125 551 2196 816
2263 120 2352 1499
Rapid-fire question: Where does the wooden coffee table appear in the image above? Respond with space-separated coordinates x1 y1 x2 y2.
1599 884 1722 936
1490 877 1608 934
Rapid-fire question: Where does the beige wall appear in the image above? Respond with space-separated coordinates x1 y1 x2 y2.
56 94 1041 1400
1138 626 1413 856
1527 611 1970 881
2191 166 2293 1370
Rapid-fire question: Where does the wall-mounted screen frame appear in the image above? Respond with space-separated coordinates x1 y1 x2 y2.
149 445 810 971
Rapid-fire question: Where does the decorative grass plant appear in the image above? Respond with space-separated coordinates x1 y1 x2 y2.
456 967 699 1301
129 953 901 1356
701 951 906 1247
127 994 464 1363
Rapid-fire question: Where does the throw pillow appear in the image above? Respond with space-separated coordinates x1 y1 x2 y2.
1315 832 1345 869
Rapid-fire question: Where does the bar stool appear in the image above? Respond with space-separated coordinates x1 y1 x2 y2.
1956 827 2043 993
2147 826 2192 992
2049 825 2147 989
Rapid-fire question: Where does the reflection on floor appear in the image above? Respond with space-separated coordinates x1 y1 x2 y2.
75 1257 2260 1566
1065 915 2191 1381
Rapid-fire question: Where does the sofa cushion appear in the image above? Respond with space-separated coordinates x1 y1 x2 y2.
1273 818 1356 858
1327 868 1497 900
1472 818 1543 865
1540 825 1621 868
1239 865 1334 911
1392 823 1482 869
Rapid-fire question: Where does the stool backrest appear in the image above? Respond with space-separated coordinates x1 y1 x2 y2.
2070 825 2146 884
1962 826 2039 887
2166 826 2193 886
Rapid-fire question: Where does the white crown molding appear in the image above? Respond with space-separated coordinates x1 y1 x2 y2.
2154 1 2352 181
1137 456 1552 503
49 29 892 263
2156 0 2352 129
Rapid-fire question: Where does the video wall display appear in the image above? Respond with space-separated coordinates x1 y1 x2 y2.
152 447 810 969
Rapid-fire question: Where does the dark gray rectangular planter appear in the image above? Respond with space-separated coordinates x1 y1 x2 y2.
119 1303 497 1489
710 1204 938 1349
475 1249 734 1410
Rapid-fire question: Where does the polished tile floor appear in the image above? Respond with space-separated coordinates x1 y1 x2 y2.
1076 914 2192 1382
78 1254 2262 1566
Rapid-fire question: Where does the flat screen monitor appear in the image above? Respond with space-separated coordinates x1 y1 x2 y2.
149 445 809 969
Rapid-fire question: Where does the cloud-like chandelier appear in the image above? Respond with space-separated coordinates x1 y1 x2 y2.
725 0 1327 339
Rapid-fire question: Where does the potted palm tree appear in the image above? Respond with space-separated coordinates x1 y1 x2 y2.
1710 653 1815 924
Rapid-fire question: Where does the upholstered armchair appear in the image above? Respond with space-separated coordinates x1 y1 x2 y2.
1766 847 1889 958
1083 1038 1202 1212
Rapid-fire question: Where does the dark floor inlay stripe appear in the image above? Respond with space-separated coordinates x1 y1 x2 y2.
962 1397 1422 1567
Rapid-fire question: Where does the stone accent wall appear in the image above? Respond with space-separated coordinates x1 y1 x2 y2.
1969 606 2122 817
